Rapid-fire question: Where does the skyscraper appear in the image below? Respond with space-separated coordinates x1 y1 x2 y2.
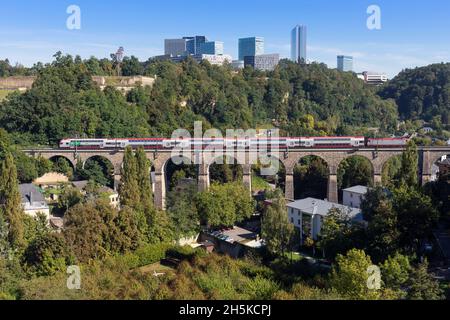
164 39 188 56
199 41 224 55
291 25 307 63
337 55 353 72
238 37 264 61
183 36 207 55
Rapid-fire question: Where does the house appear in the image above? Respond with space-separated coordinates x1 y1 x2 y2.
19 184 50 220
438 158 450 178
98 186 120 208
287 198 363 243
33 172 70 202
342 185 369 209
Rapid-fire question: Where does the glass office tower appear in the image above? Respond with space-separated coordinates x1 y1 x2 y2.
337 55 354 72
291 25 307 63
238 37 264 61
199 41 224 55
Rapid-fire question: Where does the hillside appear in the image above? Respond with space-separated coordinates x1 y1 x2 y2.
0 54 399 146
379 63 450 124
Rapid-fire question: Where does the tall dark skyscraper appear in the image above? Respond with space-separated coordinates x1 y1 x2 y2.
238 37 264 61
291 25 307 63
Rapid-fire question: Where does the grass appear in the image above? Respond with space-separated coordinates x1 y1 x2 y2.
137 262 174 275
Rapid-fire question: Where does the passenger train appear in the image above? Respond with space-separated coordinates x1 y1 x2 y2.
59 136 410 150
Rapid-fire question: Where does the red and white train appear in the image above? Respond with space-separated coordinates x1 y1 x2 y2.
59 136 409 150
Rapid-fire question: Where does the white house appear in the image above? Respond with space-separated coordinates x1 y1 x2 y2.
287 198 363 243
19 184 50 220
342 185 369 209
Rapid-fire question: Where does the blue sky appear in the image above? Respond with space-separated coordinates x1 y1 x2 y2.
0 0 449 77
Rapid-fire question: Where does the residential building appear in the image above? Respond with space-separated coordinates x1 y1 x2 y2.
287 198 363 242
291 25 307 63
98 186 120 209
199 41 224 55
238 37 264 61
184 36 207 55
19 184 50 220
244 54 279 71
357 71 388 85
33 172 70 202
337 55 353 72
342 185 369 209
164 39 188 56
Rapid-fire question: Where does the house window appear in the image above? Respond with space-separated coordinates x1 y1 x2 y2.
290 217 294 223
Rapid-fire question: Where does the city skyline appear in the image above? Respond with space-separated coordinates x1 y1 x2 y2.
1 0 450 78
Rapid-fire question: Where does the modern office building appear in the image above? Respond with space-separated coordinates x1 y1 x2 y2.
199 41 224 55
238 37 264 61
291 25 307 63
231 60 245 70
337 55 353 72
357 71 388 85
244 54 280 71
164 39 188 56
184 36 207 55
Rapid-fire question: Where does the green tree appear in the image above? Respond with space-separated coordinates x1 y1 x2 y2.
399 141 419 187
119 147 140 208
330 249 381 300
407 260 443 300
0 152 25 250
380 253 411 296
261 195 294 256
135 147 153 213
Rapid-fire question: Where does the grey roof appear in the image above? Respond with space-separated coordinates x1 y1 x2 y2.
287 198 363 221
342 185 369 195
19 184 46 203
72 180 89 190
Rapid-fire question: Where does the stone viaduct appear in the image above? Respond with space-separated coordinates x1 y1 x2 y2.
23 147 450 210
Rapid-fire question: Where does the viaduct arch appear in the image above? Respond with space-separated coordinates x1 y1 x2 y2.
24 147 450 210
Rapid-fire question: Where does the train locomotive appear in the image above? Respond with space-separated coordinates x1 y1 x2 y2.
59 136 409 150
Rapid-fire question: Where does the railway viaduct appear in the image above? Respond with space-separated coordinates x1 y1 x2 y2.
23 147 450 210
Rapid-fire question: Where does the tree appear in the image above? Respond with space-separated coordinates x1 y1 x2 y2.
196 182 254 228
317 208 362 260
399 141 419 187
23 233 73 276
330 249 381 300
393 186 439 252
261 196 294 256
167 185 200 240
135 147 153 213
380 253 411 296
119 147 140 208
0 152 25 250
407 260 443 300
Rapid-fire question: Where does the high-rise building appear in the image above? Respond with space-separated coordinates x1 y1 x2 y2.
337 55 353 72
291 25 307 63
183 36 207 55
164 39 188 56
244 54 280 71
238 37 264 61
199 41 224 55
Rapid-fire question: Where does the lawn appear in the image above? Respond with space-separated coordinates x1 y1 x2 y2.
137 262 174 275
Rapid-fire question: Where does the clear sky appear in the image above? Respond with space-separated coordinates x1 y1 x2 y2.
0 0 449 77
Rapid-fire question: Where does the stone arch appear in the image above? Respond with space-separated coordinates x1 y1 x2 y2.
207 154 244 185
337 155 375 193
48 155 76 179
381 154 403 187
251 154 286 195
293 155 330 201
80 155 115 188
